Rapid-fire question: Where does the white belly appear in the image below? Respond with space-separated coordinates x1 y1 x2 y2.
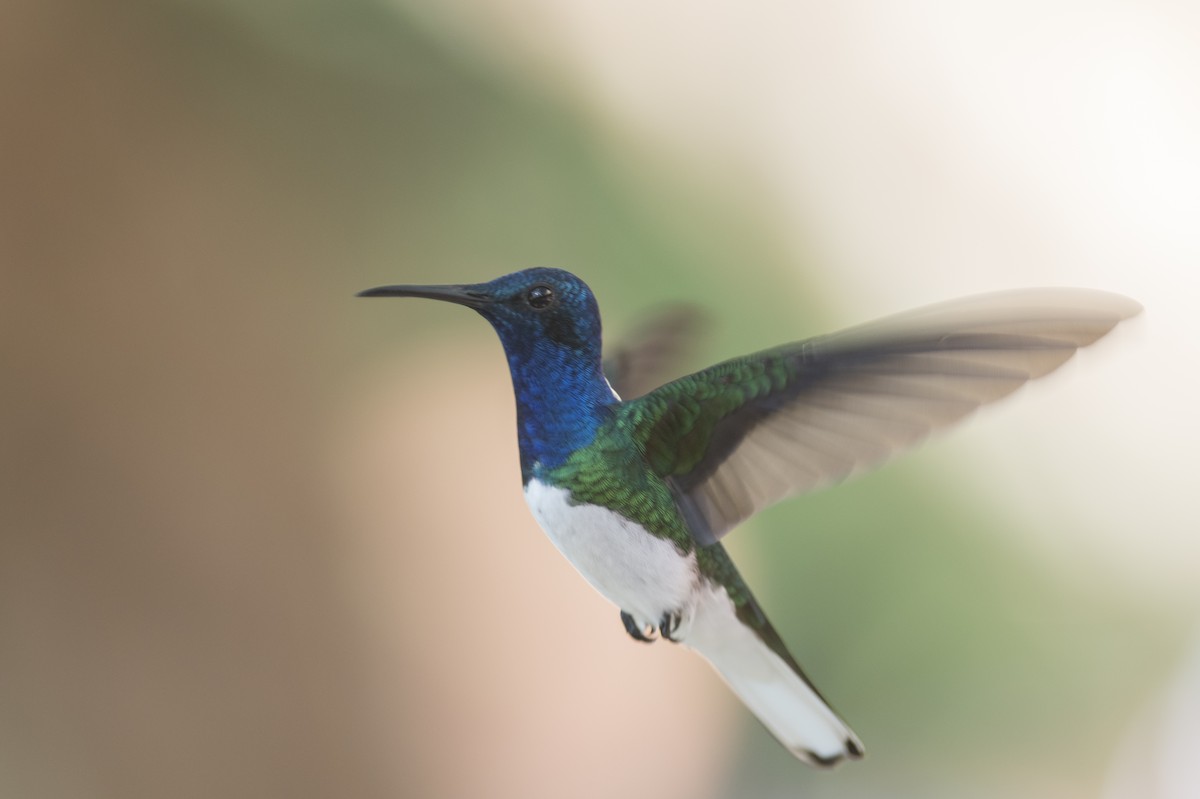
523 479 698 627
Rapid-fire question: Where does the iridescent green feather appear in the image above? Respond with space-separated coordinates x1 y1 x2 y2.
542 399 784 656
628 347 799 478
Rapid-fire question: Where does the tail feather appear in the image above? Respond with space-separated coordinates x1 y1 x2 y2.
682 584 863 766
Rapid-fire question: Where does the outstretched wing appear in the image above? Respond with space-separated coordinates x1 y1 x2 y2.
603 304 709 400
628 289 1140 546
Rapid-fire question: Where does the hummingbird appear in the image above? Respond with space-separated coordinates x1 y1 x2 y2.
359 268 1138 767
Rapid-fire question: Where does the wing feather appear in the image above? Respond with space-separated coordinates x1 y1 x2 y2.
602 305 708 399
627 289 1140 545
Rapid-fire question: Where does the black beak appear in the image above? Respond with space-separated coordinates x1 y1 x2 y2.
356 283 491 309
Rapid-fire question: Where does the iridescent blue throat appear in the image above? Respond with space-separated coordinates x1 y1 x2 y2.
504 336 615 481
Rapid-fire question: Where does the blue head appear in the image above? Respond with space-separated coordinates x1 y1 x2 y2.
359 267 616 480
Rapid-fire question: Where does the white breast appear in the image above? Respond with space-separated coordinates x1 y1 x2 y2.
523 479 698 627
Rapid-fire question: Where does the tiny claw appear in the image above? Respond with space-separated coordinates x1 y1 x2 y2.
621 610 656 643
659 611 682 642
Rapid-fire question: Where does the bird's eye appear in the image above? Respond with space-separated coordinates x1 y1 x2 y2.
526 285 555 310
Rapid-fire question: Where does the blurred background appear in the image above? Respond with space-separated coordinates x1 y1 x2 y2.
2 1 1196 797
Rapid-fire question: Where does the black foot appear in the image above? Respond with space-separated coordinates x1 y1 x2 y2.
659 611 682 642
621 610 655 643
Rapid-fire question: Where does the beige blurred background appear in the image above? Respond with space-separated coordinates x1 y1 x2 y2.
2 1 1195 798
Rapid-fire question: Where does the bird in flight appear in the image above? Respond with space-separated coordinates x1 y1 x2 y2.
359 268 1138 766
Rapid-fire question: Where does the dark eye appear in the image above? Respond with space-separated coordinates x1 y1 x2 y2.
526 284 555 310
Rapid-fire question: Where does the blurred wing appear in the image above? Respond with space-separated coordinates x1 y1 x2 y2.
603 305 709 400
630 289 1141 546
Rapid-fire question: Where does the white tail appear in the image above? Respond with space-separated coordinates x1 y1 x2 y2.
682 584 863 766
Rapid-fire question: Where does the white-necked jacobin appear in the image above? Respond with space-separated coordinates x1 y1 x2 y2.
359 268 1138 767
